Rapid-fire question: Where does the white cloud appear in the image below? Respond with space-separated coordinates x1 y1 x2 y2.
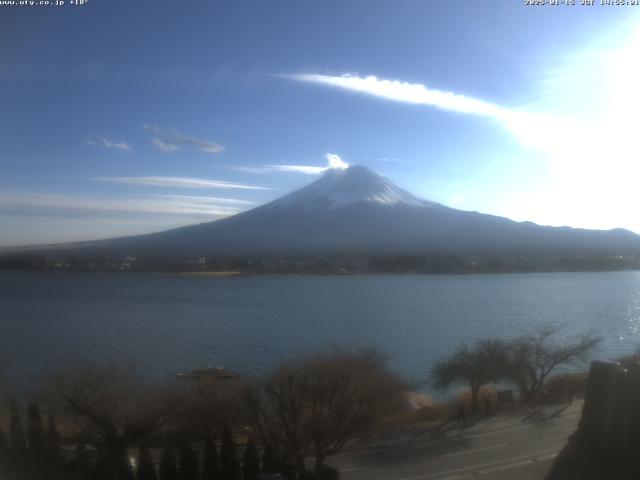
234 153 349 175
267 165 327 174
149 194 255 206
86 137 131 151
145 125 225 154
274 165 327 174
200 143 225 154
285 73 614 188
325 153 349 170
152 137 179 152
285 73 563 155
143 124 161 134
94 176 271 190
0 191 264 246
288 73 504 117
232 166 280 174
0 192 250 217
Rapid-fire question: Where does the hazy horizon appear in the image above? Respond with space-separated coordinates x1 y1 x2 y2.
2 164 638 250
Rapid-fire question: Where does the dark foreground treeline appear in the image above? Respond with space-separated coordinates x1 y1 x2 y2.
3 251 640 274
0 350 406 480
0 406 271 480
0 327 612 480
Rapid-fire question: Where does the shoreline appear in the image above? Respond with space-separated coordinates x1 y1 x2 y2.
2 268 640 277
170 271 250 277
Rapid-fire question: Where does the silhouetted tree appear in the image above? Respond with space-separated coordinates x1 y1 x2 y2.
178 443 198 480
0 424 7 452
261 444 279 475
158 448 178 480
9 399 27 458
179 382 245 442
50 365 178 479
219 424 240 480
242 438 260 480
507 325 601 403
136 447 158 480
27 402 46 459
280 461 296 480
93 446 135 480
0 425 9 472
117 458 136 480
201 435 219 480
431 339 509 414
70 442 92 480
46 411 63 466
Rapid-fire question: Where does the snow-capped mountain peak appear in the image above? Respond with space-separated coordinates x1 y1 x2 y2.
20 163 640 259
265 165 433 211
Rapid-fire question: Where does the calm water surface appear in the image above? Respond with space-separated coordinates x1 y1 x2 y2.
2 270 640 393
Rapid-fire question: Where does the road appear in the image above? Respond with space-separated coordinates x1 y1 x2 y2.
328 401 582 480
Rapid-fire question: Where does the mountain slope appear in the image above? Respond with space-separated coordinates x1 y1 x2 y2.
21 166 640 257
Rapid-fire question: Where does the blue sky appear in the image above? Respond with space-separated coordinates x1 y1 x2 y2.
1 0 640 246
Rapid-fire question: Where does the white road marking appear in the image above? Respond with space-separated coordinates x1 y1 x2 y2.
465 423 531 439
340 465 374 472
444 442 508 457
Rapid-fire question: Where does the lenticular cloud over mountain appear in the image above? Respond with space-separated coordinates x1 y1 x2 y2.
325 153 349 170
241 153 350 175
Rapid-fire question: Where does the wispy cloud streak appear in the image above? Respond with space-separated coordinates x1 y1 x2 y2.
150 194 255 206
86 137 131 151
286 73 581 160
288 74 505 117
0 192 251 217
152 138 179 152
95 176 271 190
144 125 225 154
235 153 349 175
235 165 326 174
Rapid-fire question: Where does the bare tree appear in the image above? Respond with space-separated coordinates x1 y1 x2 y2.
506 324 601 403
431 339 508 414
46 365 180 478
9 399 27 457
176 379 245 440
245 349 406 478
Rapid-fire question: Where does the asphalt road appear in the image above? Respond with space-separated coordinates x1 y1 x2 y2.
328 401 583 480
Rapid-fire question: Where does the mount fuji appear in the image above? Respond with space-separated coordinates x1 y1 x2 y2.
17 165 640 258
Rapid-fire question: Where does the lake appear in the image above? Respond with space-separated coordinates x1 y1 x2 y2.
1 270 640 394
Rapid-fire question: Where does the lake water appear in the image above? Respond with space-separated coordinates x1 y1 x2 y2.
2 270 640 394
